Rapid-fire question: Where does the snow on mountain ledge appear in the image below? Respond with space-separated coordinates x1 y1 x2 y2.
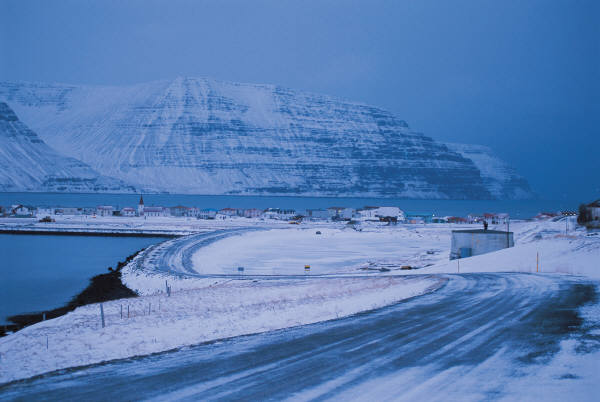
445 142 533 200
0 102 135 193
0 78 533 199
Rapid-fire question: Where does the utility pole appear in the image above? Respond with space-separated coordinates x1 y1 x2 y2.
506 217 510 248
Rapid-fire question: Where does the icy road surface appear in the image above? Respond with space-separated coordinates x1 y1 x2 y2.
2 273 598 401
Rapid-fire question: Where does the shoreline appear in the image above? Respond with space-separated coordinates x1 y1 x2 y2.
0 228 181 238
1 248 146 337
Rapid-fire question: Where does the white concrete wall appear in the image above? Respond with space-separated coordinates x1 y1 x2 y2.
450 231 514 260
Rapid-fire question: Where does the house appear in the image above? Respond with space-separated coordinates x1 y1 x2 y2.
120 207 136 217
467 214 485 224
143 206 168 217
262 208 296 220
198 208 218 219
170 205 193 217
243 208 262 218
447 216 468 224
587 200 600 221
483 213 509 225
96 206 114 217
55 207 81 216
218 208 239 217
431 216 448 224
306 208 329 220
327 207 354 220
35 207 55 216
11 205 33 217
406 213 433 224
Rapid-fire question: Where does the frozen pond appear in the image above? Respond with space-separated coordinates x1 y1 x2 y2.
0 234 165 325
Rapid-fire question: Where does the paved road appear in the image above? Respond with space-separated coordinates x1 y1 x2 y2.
1 273 597 401
133 229 255 276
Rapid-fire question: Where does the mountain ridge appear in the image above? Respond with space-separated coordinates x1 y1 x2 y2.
0 78 533 199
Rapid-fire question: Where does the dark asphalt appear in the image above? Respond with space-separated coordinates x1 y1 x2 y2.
0 273 597 401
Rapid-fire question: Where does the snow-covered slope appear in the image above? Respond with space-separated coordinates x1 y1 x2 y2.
0 102 134 193
445 142 534 199
0 78 532 198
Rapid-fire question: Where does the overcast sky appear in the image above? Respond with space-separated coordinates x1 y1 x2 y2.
1 0 598 201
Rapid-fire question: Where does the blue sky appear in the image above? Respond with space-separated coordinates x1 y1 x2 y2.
1 0 598 200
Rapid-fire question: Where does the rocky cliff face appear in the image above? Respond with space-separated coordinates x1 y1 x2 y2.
0 78 533 199
0 102 134 193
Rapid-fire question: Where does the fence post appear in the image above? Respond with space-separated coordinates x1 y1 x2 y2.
46 335 48 350
100 303 105 328
127 305 130 318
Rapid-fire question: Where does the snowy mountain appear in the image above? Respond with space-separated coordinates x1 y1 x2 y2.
445 143 534 200
0 102 135 193
0 78 533 199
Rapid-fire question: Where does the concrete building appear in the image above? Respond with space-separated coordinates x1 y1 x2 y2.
450 229 514 260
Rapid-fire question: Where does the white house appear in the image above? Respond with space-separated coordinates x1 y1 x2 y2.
306 209 329 220
55 207 81 215
262 208 296 220
143 206 168 217
243 208 262 218
96 206 114 217
11 205 33 217
375 206 405 221
120 207 136 217
198 208 218 219
219 208 239 217
327 207 354 220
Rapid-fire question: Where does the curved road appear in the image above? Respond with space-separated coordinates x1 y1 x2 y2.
133 229 256 276
1 273 597 400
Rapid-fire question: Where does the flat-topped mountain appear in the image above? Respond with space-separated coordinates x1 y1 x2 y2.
0 78 533 198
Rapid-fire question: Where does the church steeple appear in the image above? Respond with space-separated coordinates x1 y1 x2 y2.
138 194 144 216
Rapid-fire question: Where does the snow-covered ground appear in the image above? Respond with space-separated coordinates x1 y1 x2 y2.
0 276 439 384
1 217 597 386
191 226 448 275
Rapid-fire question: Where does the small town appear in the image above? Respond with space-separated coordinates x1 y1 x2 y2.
3 195 599 228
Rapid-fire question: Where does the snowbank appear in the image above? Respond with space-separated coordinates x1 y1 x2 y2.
418 221 600 279
0 276 440 384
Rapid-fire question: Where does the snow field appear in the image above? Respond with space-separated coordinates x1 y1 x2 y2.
190 226 449 275
0 276 440 384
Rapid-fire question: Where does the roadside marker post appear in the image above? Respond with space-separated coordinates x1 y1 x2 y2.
100 303 105 328
536 252 539 273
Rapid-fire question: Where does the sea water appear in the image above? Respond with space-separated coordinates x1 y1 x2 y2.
0 234 165 325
